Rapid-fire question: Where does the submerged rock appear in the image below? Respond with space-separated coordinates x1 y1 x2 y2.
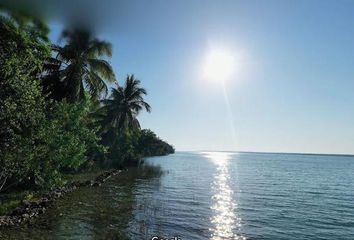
0 169 124 227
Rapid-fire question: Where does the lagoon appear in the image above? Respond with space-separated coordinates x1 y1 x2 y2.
1 152 354 239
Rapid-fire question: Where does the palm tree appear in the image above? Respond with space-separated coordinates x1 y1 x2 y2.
98 74 151 145
42 28 115 102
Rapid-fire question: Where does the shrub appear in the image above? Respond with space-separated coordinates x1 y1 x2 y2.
0 16 50 191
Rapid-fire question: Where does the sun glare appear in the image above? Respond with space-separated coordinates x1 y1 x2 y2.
203 49 235 82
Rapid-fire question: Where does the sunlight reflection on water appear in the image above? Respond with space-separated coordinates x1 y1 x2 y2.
203 152 245 240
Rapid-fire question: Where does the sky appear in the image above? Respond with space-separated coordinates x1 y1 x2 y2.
44 0 354 154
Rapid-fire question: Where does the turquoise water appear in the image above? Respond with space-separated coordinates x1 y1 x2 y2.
1 152 354 239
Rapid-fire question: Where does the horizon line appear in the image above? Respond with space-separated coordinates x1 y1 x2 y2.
176 150 354 157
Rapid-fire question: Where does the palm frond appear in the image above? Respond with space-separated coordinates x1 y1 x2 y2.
87 39 112 58
88 59 115 81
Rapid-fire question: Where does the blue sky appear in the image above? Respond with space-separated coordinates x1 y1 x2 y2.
48 0 354 154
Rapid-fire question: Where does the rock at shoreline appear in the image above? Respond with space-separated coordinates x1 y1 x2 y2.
0 169 123 227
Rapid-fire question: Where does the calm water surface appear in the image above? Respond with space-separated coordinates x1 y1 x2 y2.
1 152 354 239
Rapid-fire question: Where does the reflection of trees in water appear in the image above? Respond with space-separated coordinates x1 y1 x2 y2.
0 165 163 239
54 164 163 239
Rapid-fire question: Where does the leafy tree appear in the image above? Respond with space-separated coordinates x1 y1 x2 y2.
0 12 105 190
108 129 141 167
0 14 50 191
137 129 175 156
0 6 174 192
42 28 115 102
0 4 49 47
35 98 105 187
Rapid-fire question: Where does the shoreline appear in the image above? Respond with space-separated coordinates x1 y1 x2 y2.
0 169 124 227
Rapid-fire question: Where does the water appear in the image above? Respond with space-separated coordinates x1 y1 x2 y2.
1 152 354 239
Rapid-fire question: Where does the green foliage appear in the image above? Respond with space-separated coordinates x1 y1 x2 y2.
0 8 174 193
34 99 104 187
104 128 174 167
137 129 175 156
0 15 50 190
0 200 20 215
107 129 141 167
0 15 105 190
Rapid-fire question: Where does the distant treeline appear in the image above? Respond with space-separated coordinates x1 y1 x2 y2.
0 6 174 192
138 129 175 157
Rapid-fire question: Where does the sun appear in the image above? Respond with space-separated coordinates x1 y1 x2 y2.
203 48 235 82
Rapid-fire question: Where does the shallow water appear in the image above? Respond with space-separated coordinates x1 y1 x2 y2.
1 152 354 239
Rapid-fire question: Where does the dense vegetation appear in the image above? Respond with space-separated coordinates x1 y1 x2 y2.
0 8 174 192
